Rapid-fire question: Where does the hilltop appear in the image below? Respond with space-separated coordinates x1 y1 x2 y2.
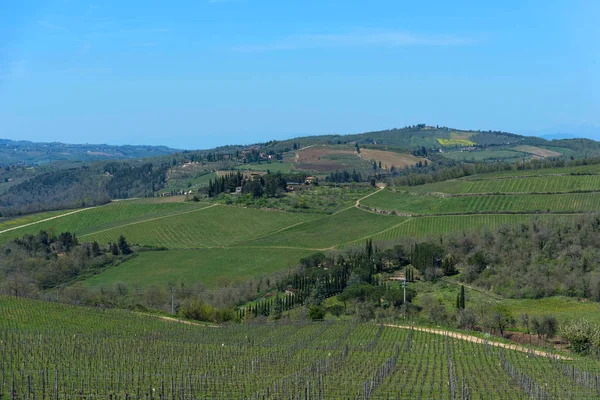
3 123 600 217
0 138 180 166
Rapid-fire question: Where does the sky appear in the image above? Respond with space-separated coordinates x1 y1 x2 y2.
0 0 598 149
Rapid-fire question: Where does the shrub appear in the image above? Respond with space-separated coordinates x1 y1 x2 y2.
308 305 325 321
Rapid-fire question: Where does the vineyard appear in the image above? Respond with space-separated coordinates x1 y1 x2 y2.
366 214 562 241
3 296 600 399
243 207 405 249
404 174 600 195
0 209 74 232
82 205 316 249
0 199 213 244
362 190 600 215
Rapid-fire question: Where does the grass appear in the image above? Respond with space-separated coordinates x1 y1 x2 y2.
245 207 406 249
362 189 600 214
415 279 600 325
83 204 317 248
82 247 315 289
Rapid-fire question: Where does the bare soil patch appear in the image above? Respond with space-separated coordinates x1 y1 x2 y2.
295 146 355 163
360 149 424 169
513 145 562 158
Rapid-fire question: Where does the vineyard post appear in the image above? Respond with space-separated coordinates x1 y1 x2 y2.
402 279 407 319
170 286 174 315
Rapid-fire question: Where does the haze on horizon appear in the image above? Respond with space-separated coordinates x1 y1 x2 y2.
0 0 598 150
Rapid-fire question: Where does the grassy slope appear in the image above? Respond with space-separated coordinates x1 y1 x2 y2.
83 247 314 288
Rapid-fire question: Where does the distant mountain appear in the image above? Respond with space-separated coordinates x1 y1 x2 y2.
540 133 579 140
526 122 600 141
0 139 181 166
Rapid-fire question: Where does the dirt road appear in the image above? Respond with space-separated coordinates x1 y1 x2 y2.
0 207 95 235
384 324 571 360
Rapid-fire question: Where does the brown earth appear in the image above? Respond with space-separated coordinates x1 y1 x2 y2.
359 149 425 169
513 145 562 158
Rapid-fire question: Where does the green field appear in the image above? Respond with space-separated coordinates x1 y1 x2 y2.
83 204 317 248
403 174 600 194
83 247 314 288
245 207 406 249
362 190 600 214
442 149 525 162
3 295 598 399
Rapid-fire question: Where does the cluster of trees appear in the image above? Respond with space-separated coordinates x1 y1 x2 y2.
441 215 600 299
208 172 308 199
325 170 365 183
0 231 134 295
1 161 169 216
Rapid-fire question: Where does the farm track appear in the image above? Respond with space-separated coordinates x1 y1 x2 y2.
0 207 96 234
383 324 571 360
137 313 219 327
333 185 386 215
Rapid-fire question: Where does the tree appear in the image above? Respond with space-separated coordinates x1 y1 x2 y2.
532 315 558 340
441 254 458 276
110 242 119 255
489 305 514 336
459 285 465 309
91 241 101 257
309 281 327 306
458 308 477 330
118 235 132 255
272 298 283 320
561 319 599 354
520 313 530 334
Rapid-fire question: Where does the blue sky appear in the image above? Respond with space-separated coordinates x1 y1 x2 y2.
0 0 598 149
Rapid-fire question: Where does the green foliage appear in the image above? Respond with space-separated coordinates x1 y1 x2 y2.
561 319 600 354
307 305 325 320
